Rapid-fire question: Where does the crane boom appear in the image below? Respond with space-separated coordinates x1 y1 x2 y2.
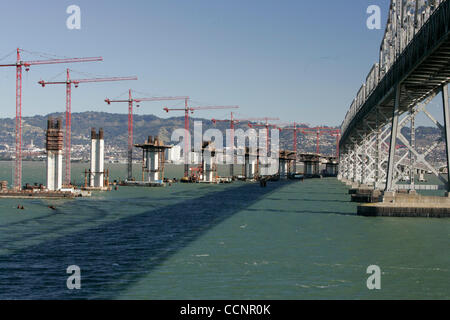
39 69 137 186
39 76 138 86
240 117 279 122
105 90 189 180
0 57 103 68
0 48 103 190
191 106 239 111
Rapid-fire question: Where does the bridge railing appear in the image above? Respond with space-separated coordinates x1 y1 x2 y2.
341 0 445 137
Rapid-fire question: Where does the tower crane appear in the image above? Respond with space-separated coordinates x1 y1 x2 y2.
330 129 341 158
164 105 239 177
277 122 303 172
300 127 338 155
212 112 239 177
0 48 102 190
212 114 279 176
38 69 137 186
247 117 279 153
105 90 189 180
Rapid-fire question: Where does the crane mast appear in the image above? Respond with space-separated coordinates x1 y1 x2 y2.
0 48 103 190
38 70 137 186
105 90 189 180
164 105 239 177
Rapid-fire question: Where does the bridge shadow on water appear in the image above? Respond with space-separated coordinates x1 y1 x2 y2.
0 181 290 299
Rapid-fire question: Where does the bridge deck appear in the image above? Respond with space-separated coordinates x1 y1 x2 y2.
341 1 450 145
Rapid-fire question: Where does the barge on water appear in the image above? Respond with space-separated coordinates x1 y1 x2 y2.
0 189 91 199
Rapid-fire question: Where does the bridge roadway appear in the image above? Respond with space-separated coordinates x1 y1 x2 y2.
338 1 450 216
341 1 450 144
339 0 450 194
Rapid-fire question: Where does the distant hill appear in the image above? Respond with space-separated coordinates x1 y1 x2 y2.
0 111 446 162
0 111 339 158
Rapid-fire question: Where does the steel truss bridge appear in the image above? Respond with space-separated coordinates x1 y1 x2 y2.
339 0 450 192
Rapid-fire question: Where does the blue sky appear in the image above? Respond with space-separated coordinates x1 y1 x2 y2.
0 0 390 126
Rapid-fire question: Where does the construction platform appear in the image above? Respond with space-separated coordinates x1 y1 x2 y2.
357 193 450 218
119 180 166 187
0 189 91 199
81 186 111 192
348 186 382 203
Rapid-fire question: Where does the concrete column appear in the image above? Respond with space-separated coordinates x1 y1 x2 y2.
245 154 257 179
46 118 63 191
46 152 55 191
56 151 63 190
203 158 214 182
279 158 288 179
96 131 105 188
90 130 97 188
149 151 159 182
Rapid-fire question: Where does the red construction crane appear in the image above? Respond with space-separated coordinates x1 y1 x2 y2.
212 112 239 177
300 127 337 155
38 69 137 186
277 122 301 156
105 89 189 180
330 129 341 158
164 105 239 177
247 118 279 153
211 112 241 151
0 48 102 190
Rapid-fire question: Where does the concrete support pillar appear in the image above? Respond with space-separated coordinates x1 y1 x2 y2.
245 154 257 179
97 132 105 188
148 151 159 182
46 118 63 191
90 128 105 188
203 159 214 182
386 84 401 192
279 158 288 179
90 130 97 187
47 153 55 191
46 151 63 191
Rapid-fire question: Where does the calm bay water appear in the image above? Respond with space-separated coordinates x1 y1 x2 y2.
0 161 449 299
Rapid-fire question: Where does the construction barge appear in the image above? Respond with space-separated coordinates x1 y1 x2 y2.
0 190 89 199
0 183 90 199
